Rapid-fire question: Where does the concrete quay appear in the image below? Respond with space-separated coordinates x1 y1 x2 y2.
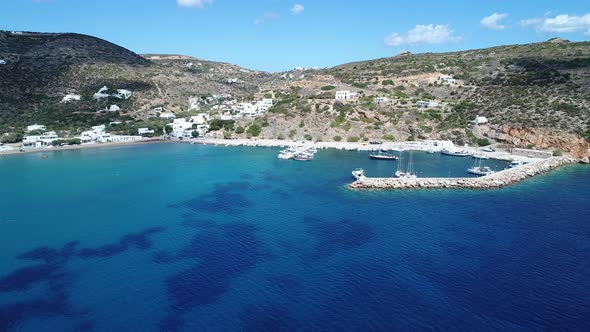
349 157 578 190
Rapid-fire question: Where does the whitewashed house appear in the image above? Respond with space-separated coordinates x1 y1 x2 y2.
417 100 439 108
159 112 176 120
93 86 110 100
26 124 47 132
440 76 456 85
472 115 488 125
61 94 81 103
189 97 201 110
255 98 273 113
113 89 132 99
108 105 121 112
22 131 59 149
224 78 238 84
189 114 209 125
335 90 358 101
138 128 155 135
374 97 390 104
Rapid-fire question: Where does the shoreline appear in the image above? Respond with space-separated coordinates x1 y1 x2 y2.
349 157 577 190
190 138 544 163
0 138 167 157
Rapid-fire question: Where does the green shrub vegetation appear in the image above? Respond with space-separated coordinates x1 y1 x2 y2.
347 136 360 142
246 124 261 137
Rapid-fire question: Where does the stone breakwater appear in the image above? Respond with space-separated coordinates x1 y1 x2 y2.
350 157 578 190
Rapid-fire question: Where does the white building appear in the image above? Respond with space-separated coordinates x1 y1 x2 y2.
440 76 456 85
26 124 47 132
374 97 390 104
159 112 176 119
417 100 439 108
335 90 358 101
22 131 59 149
61 94 81 103
80 125 107 143
113 89 132 99
93 86 110 100
98 134 143 143
138 128 155 135
108 105 121 112
472 115 488 125
224 78 238 84
255 98 273 112
189 114 209 125
189 97 201 110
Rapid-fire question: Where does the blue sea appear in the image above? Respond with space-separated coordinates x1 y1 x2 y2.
1 143 589 332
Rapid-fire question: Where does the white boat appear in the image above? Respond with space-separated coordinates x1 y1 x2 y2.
293 153 312 161
468 158 494 176
352 168 365 180
427 149 436 154
441 149 471 157
472 154 490 160
277 152 293 160
467 166 494 176
508 160 524 168
394 151 417 178
369 152 399 160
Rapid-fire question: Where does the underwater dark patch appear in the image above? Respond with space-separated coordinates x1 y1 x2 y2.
171 181 254 215
303 216 374 259
78 227 165 259
159 222 269 330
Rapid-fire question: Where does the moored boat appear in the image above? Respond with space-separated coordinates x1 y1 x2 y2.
293 153 312 161
441 149 471 157
508 160 525 168
467 166 494 176
369 152 399 160
352 168 365 180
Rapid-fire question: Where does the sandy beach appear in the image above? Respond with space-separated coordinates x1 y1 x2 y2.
0 138 166 157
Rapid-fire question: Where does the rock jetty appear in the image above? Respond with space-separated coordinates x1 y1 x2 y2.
349 157 577 190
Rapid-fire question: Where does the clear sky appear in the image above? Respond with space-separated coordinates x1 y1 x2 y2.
1 0 589 71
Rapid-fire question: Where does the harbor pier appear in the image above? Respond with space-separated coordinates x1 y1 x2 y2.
349 157 577 190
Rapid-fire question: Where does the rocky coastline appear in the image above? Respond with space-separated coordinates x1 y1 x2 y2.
349 157 579 190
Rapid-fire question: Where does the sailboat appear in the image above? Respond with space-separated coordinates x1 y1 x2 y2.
467 157 494 176
394 151 417 178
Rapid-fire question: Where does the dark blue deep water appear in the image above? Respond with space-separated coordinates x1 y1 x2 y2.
0 143 589 331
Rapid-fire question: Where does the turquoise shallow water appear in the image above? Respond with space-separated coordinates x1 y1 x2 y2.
0 143 589 331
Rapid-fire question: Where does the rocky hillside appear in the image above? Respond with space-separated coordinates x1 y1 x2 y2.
0 31 588 155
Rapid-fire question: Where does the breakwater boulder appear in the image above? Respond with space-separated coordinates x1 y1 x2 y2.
349 157 577 190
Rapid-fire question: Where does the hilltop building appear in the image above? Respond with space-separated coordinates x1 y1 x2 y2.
61 94 81 103
417 100 439 108
471 115 488 125
26 124 46 132
335 90 358 101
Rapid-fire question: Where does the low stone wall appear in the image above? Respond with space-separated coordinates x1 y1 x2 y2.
349 157 578 190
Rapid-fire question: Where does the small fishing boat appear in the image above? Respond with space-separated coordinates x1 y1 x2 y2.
369 152 399 160
472 154 490 160
508 160 524 168
427 149 436 154
293 154 312 161
352 168 365 180
441 149 471 157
